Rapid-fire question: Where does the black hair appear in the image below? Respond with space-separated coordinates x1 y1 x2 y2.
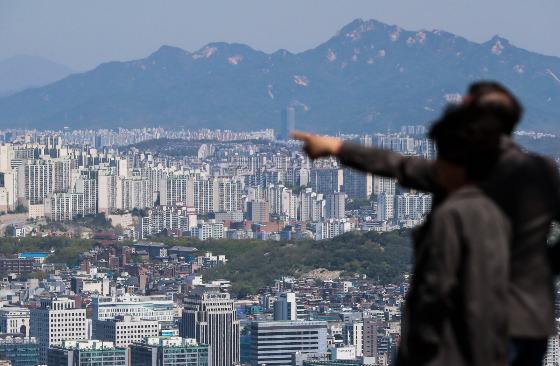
467 81 523 135
429 105 502 180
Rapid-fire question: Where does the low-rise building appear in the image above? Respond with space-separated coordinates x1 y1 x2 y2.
47 339 128 366
131 336 210 366
94 315 159 347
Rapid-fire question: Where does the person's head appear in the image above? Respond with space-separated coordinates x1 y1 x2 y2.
429 105 502 192
463 81 523 135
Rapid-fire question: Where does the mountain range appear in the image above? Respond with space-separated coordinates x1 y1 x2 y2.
1 19 560 134
0 55 75 97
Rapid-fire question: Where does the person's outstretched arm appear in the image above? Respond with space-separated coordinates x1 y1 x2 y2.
291 131 439 193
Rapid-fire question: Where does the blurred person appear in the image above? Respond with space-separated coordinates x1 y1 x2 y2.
396 105 509 366
292 82 560 365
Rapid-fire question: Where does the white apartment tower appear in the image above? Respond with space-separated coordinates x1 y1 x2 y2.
377 193 395 221
373 175 396 196
18 159 54 206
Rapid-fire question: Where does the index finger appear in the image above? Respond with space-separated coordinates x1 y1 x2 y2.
290 131 312 140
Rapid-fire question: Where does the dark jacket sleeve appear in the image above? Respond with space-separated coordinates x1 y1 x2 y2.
337 142 440 193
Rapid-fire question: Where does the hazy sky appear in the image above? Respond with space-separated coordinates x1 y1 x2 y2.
1 0 559 71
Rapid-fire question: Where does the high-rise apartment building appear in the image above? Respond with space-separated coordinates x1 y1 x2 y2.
18 159 54 206
180 286 240 366
373 176 396 196
342 169 372 199
325 192 346 220
299 189 324 222
377 193 395 221
309 168 343 195
75 177 97 215
395 193 432 220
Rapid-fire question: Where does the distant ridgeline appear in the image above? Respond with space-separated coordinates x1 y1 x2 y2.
0 19 559 134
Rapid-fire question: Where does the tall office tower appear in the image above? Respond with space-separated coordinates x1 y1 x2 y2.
273 292 297 321
17 159 54 205
180 286 240 366
343 169 372 199
30 297 87 364
91 295 174 338
131 336 210 366
377 193 395 221
325 192 346 220
362 318 378 359
343 321 363 356
250 321 328 366
309 168 343 195
247 200 269 223
281 107 295 141
373 175 396 196
0 307 30 336
47 340 128 366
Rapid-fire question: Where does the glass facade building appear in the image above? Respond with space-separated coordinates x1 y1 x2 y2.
0 336 40 366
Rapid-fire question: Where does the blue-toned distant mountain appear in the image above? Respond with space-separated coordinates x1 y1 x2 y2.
1 19 560 133
0 55 75 97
